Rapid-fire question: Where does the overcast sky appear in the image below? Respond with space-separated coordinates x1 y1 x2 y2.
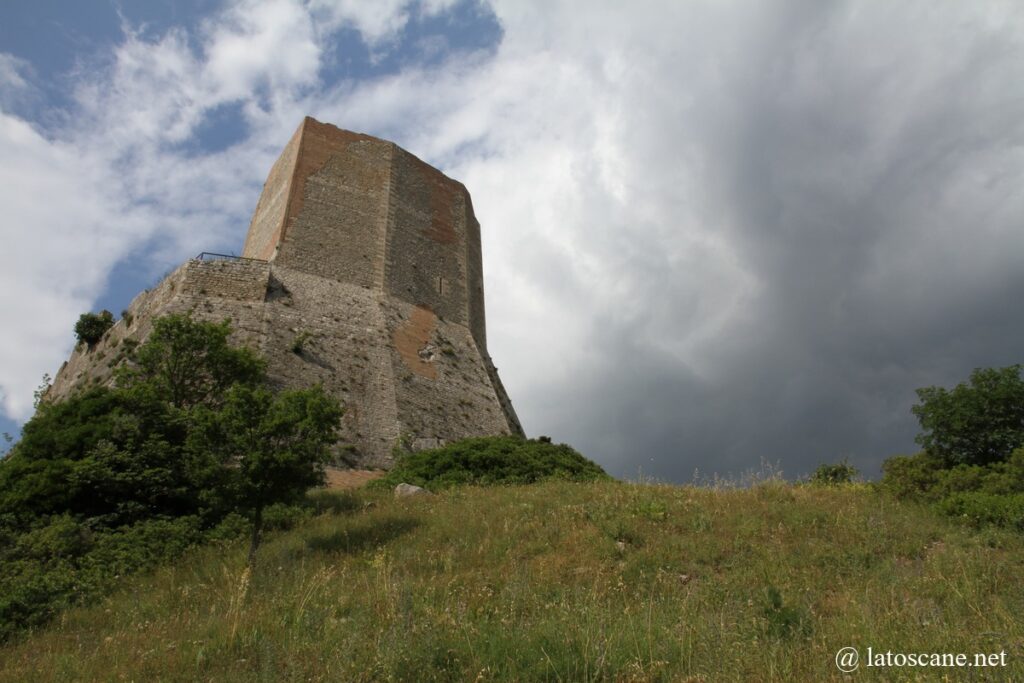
2 1 1023 481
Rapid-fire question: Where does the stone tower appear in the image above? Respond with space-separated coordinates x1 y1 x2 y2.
48 117 523 467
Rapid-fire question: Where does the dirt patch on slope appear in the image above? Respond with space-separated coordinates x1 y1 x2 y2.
325 468 386 490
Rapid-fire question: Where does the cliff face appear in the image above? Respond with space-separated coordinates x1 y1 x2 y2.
49 118 523 468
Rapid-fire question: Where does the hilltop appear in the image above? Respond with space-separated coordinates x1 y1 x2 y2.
1 478 1021 681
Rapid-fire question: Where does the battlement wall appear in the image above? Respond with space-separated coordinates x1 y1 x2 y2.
179 258 271 301
48 258 273 404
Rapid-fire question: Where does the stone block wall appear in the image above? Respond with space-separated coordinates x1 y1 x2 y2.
243 124 302 261
179 258 271 301
273 136 391 287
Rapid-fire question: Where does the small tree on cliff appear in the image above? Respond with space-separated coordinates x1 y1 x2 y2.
74 310 115 347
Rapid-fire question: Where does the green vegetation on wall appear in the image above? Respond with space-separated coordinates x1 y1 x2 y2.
73 310 115 347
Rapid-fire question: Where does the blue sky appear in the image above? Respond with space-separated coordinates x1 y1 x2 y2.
2 1 1024 481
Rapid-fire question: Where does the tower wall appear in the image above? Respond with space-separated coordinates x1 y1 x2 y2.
243 124 302 261
245 117 491 351
463 193 487 352
384 146 470 328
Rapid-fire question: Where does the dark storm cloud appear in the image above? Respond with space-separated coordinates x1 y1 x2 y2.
507 1 1024 481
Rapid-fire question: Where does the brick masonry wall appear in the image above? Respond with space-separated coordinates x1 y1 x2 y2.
271 121 388 288
384 145 470 328
242 124 302 261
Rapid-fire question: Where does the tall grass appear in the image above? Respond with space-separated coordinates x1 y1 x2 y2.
1 480 1022 681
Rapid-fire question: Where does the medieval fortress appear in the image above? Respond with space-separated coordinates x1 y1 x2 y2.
48 117 523 468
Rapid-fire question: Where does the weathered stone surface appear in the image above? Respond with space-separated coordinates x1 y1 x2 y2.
394 483 432 498
48 117 524 468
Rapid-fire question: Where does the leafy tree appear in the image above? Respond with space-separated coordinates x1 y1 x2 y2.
14 387 123 463
117 313 264 410
1 387 198 526
32 312 334 534
74 310 115 346
912 365 1024 467
190 384 342 566
32 374 51 409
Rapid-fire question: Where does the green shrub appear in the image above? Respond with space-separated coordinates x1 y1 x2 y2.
74 310 115 346
371 436 610 490
0 388 197 526
291 330 313 354
0 515 204 642
880 452 944 500
809 459 858 486
881 448 1024 502
260 502 312 532
881 448 1024 533
937 492 1024 531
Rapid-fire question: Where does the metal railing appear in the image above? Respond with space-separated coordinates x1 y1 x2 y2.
194 252 267 263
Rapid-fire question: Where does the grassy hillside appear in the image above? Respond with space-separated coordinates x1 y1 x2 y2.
1 479 1022 681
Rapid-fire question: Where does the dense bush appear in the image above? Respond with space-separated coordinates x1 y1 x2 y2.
0 387 202 526
372 435 610 490
0 514 204 642
74 310 115 346
882 448 1024 502
808 459 858 486
881 448 1024 531
936 492 1024 532
880 452 945 500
